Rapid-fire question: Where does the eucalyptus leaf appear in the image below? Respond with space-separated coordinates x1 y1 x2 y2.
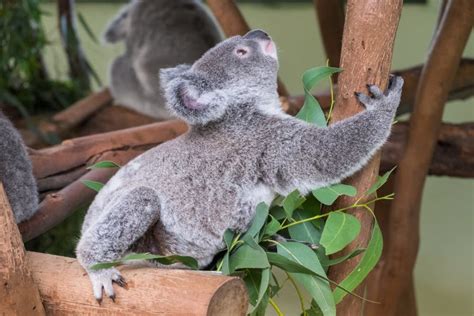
324 248 365 267
282 190 306 218
266 252 325 276
229 244 269 272
366 167 396 196
242 234 261 250
288 209 323 244
263 215 281 237
277 242 336 316
81 179 104 192
333 220 383 303
90 252 198 270
320 212 361 255
244 203 269 239
86 160 121 169
246 269 270 312
312 184 357 206
223 229 234 249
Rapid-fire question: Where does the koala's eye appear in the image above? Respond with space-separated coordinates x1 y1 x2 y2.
235 48 249 57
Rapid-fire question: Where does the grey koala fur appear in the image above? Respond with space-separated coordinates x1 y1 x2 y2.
104 0 222 119
76 30 404 301
0 111 38 223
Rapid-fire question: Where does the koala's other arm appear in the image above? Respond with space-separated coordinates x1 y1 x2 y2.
76 186 160 301
0 111 38 223
261 76 403 194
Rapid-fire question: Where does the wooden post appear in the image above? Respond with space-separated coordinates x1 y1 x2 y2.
367 1 474 315
325 0 402 315
0 183 45 315
28 252 247 315
206 0 289 97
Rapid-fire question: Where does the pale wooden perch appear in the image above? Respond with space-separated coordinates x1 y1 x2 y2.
28 252 247 315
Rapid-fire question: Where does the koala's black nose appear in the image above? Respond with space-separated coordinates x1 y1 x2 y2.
243 29 270 40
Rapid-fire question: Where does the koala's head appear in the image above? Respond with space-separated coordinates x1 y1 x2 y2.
160 30 279 125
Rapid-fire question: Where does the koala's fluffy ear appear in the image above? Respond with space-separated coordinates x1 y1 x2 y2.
160 65 229 125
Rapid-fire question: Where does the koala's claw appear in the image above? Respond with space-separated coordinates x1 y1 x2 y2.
88 267 124 303
113 275 128 289
367 84 384 98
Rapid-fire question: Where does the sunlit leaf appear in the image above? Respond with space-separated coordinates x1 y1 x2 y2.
282 189 306 218
366 167 396 196
86 160 121 169
81 179 104 192
229 244 269 272
244 203 270 239
288 209 323 244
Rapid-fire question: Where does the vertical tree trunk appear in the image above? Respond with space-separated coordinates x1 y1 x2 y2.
367 1 473 315
0 183 45 315
57 0 90 91
326 1 402 315
206 0 289 97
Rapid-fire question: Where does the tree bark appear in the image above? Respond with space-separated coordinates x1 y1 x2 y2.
325 0 402 314
367 1 474 315
206 0 289 97
0 184 45 315
28 251 248 315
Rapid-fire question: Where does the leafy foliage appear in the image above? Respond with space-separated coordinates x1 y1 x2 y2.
86 67 393 315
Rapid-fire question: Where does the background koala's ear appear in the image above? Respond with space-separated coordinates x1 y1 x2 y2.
160 64 192 86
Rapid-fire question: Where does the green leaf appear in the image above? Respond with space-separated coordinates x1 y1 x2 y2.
282 189 306 218
312 184 357 206
277 242 336 316
267 252 325 276
320 212 361 255
269 206 286 220
296 66 342 127
366 167 396 196
288 209 323 244
324 248 365 267
221 253 231 275
263 215 281 237
242 234 260 250
229 244 269 272
77 12 99 43
245 269 270 312
223 229 234 249
333 220 383 303
303 300 324 316
90 253 198 270
81 179 104 192
86 160 121 169
244 203 269 239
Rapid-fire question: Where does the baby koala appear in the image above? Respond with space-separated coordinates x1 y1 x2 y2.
77 30 403 302
104 0 222 119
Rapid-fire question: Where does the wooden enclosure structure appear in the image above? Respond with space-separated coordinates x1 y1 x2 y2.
2 0 473 315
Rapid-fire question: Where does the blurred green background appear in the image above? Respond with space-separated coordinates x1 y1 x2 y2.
37 0 473 315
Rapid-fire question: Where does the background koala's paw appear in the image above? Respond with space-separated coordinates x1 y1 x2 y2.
88 267 126 303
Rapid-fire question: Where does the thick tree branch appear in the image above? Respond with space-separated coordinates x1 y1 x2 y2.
326 1 402 314
367 1 474 315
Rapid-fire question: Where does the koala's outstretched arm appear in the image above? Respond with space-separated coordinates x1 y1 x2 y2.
102 3 131 43
76 186 160 302
262 77 403 194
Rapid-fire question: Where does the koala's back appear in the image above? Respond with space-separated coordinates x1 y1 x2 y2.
0 112 38 223
128 0 221 63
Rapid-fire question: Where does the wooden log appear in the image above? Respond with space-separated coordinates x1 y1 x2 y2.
28 251 248 315
367 1 474 315
206 0 289 97
0 184 45 315
325 1 402 315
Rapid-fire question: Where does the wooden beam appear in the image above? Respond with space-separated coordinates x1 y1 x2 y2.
28 251 248 315
367 1 474 315
325 0 402 314
0 184 45 315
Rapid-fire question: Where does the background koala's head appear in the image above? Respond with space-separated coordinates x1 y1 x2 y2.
160 30 280 125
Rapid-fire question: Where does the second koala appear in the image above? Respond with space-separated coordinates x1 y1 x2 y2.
77 30 403 301
104 0 222 119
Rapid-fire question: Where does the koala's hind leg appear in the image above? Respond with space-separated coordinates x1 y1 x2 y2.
76 186 161 302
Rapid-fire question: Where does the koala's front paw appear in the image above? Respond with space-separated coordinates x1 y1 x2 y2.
87 267 127 304
355 75 404 112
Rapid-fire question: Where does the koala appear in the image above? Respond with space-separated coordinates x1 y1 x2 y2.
76 29 403 302
103 0 222 119
0 111 38 223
